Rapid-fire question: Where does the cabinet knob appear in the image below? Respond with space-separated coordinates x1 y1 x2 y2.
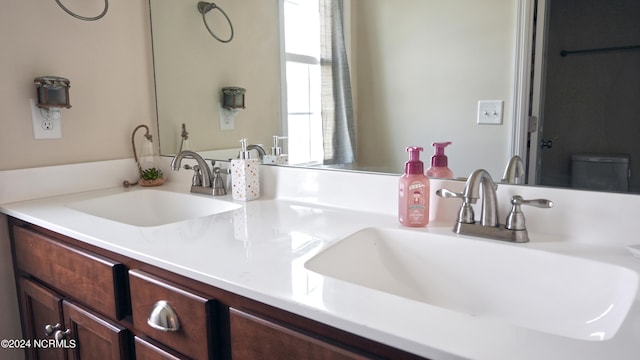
54 329 71 341
147 300 181 332
44 323 61 337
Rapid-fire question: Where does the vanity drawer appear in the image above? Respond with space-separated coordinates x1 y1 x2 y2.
229 308 369 360
12 226 127 319
134 336 186 360
129 270 214 360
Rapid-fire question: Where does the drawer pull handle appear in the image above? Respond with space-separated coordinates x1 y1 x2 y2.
44 323 61 337
147 300 181 332
54 329 71 341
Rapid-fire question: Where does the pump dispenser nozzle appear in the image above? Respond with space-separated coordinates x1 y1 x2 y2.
431 142 452 167
271 135 287 155
239 138 251 159
405 146 424 174
426 141 454 178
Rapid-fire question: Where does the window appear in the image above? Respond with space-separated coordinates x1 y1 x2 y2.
282 0 356 166
282 0 324 165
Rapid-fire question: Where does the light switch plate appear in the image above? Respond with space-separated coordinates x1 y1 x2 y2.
477 100 504 125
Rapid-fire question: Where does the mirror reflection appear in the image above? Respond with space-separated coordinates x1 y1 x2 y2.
152 0 515 179
151 0 640 194
151 0 281 161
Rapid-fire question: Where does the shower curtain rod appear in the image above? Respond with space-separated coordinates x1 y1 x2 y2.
560 44 640 57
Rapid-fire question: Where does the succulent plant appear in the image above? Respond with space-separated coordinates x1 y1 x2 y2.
141 167 164 181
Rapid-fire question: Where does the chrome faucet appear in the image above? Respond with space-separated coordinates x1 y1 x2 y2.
462 169 499 226
170 150 221 195
436 169 553 243
246 144 266 160
501 155 526 184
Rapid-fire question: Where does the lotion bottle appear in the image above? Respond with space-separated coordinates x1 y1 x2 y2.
399 146 430 227
231 138 260 201
426 141 454 179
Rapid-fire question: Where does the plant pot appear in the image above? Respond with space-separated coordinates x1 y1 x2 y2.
139 178 165 187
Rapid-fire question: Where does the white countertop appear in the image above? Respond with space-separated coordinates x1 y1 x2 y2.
2 164 640 360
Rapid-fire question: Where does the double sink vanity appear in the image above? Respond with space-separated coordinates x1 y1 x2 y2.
2 158 640 359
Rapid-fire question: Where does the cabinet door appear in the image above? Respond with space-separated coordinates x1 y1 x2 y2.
18 278 65 360
61 301 130 360
229 308 369 360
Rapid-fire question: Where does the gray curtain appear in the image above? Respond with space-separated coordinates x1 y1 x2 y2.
320 0 356 164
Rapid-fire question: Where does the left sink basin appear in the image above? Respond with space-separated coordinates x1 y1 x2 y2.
67 189 241 227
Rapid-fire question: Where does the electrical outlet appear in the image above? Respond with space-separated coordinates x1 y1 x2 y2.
477 100 504 125
30 99 62 139
42 120 54 130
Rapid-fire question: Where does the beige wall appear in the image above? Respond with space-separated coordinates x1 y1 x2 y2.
0 0 155 171
354 0 516 176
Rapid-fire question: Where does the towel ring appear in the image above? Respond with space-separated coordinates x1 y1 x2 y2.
54 0 109 21
197 2 234 43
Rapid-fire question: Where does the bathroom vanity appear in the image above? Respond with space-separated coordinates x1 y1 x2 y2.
10 217 417 359
3 161 640 360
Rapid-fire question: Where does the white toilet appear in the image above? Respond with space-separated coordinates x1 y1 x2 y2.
570 154 630 192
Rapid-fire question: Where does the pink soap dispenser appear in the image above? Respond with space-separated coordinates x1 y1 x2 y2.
399 146 430 227
426 142 454 179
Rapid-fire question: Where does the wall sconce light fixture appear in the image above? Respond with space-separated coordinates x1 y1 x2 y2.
34 76 71 109
222 87 246 110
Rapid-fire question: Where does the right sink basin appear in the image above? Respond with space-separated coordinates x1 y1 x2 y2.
304 227 638 341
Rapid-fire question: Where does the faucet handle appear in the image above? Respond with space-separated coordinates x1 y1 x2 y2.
184 164 203 186
505 195 553 230
212 167 226 196
436 189 464 199
436 189 475 224
435 188 464 199
510 195 553 209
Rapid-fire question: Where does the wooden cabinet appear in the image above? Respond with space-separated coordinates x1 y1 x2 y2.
62 301 129 359
18 278 65 360
18 278 129 360
10 218 426 360
12 225 129 359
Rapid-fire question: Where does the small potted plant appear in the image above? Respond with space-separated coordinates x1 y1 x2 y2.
139 167 165 187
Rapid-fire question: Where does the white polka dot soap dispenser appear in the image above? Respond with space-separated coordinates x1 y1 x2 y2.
231 138 261 201
263 135 289 165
